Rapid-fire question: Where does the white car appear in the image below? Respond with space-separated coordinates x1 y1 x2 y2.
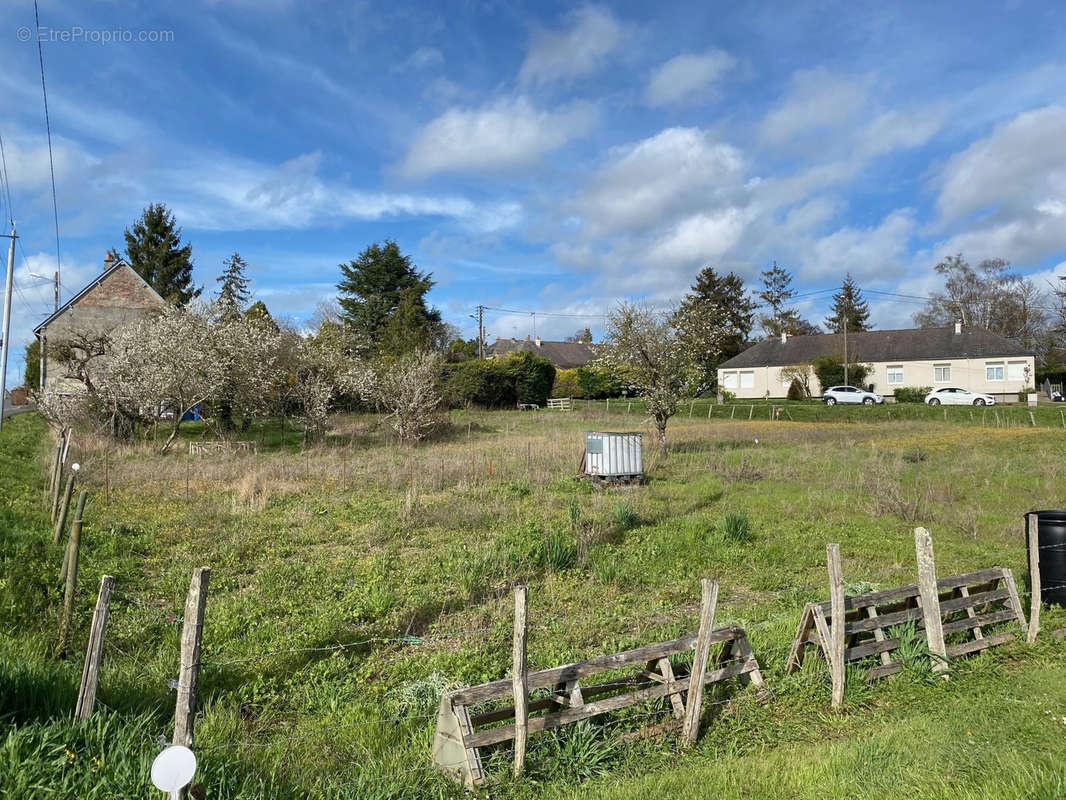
822 386 884 405
924 387 996 406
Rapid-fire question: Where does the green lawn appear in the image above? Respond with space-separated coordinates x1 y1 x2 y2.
2 408 1066 798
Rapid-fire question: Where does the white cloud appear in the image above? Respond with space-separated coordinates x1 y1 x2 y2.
645 208 748 269
573 127 744 237
400 97 598 178
645 50 736 107
806 209 916 281
857 107 945 158
163 150 522 233
518 6 623 86
760 68 873 146
932 104 1066 264
399 47 444 72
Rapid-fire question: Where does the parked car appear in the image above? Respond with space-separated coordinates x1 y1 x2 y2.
924 387 996 406
822 386 884 405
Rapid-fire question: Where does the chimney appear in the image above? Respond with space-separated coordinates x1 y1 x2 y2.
103 251 113 272
954 319 962 335
495 335 501 342
534 337 541 347
780 332 788 344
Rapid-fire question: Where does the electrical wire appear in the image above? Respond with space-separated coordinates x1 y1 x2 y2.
33 0 62 305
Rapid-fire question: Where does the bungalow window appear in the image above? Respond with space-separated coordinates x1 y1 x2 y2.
887 365 904 385
740 371 754 389
986 362 1004 381
722 372 738 389
934 364 951 383
1007 361 1027 382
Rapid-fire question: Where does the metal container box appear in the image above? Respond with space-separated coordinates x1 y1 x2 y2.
584 431 643 480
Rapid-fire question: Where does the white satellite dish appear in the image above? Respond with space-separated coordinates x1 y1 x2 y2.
151 746 196 793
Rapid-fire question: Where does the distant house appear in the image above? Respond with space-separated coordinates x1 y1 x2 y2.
33 253 166 394
486 336 595 369
717 322 1035 401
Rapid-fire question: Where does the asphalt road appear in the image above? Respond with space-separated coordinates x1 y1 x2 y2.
1 403 34 420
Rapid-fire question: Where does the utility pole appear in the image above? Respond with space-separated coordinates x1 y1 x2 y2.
478 305 485 359
843 317 848 387
0 223 16 431
53 270 58 312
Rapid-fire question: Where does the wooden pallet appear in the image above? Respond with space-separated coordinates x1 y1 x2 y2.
433 625 765 786
546 397 573 411
188 441 256 456
785 567 1026 680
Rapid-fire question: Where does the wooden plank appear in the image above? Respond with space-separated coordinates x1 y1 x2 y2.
827 543 846 707
465 661 755 748
682 578 719 745
512 586 528 777
449 628 744 705
654 658 685 719
813 568 1007 614
842 588 1011 635
471 674 660 726
868 662 905 680
1001 567 1027 628
811 606 834 665
173 567 210 749
866 606 892 666
785 604 815 674
732 632 768 698
958 586 983 640
914 528 947 674
1027 514 1040 643
74 575 114 721
945 630 1014 658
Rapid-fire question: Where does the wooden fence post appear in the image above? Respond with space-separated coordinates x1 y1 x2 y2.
682 577 719 744
512 585 528 777
55 497 86 659
174 567 210 749
60 490 88 583
50 462 64 522
826 544 846 707
1026 513 1040 643
914 527 947 673
48 444 61 495
53 472 76 545
74 575 114 721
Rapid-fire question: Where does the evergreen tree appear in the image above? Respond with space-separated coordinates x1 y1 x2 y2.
245 300 278 331
23 338 40 391
336 240 442 352
824 274 871 332
681 266 756 358
378 289 436 356
216 252 251 317
123 204 200 304
758 262 819 337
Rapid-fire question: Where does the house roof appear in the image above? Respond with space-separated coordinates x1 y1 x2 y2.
718 326 1032 370
33 260 166 335
487 337 596 368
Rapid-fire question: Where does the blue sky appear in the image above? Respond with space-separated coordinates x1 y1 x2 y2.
2 0 1066 385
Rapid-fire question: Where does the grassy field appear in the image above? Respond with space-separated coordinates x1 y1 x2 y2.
2 406 1066 798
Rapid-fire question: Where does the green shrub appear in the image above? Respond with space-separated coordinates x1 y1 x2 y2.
786 379 806 401
1018 385 1036 403
719 389 736 403
535 530 578 572
506 352 556 406
442 359 516 408
611 501 638 530
576 365 630 399
812 355 870 390
717 511 754 543
894 386 931 403
552 368 584 399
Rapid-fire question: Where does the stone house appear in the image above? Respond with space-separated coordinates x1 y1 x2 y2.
33 254 166 394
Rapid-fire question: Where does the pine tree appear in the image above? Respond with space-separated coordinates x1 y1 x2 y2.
336 240 442 353
681 267 756 358
244 300 278 331
123 204 200 304
216 252 251 317
758 262 797 337
824 274 871 332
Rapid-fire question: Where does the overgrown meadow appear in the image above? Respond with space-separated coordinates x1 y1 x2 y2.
3 404 1066 799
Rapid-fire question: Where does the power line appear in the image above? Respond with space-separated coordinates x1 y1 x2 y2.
34 0 62 305
0 129 13 226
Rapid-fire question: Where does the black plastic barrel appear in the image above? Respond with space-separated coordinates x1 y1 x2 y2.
1026 510 1066 607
